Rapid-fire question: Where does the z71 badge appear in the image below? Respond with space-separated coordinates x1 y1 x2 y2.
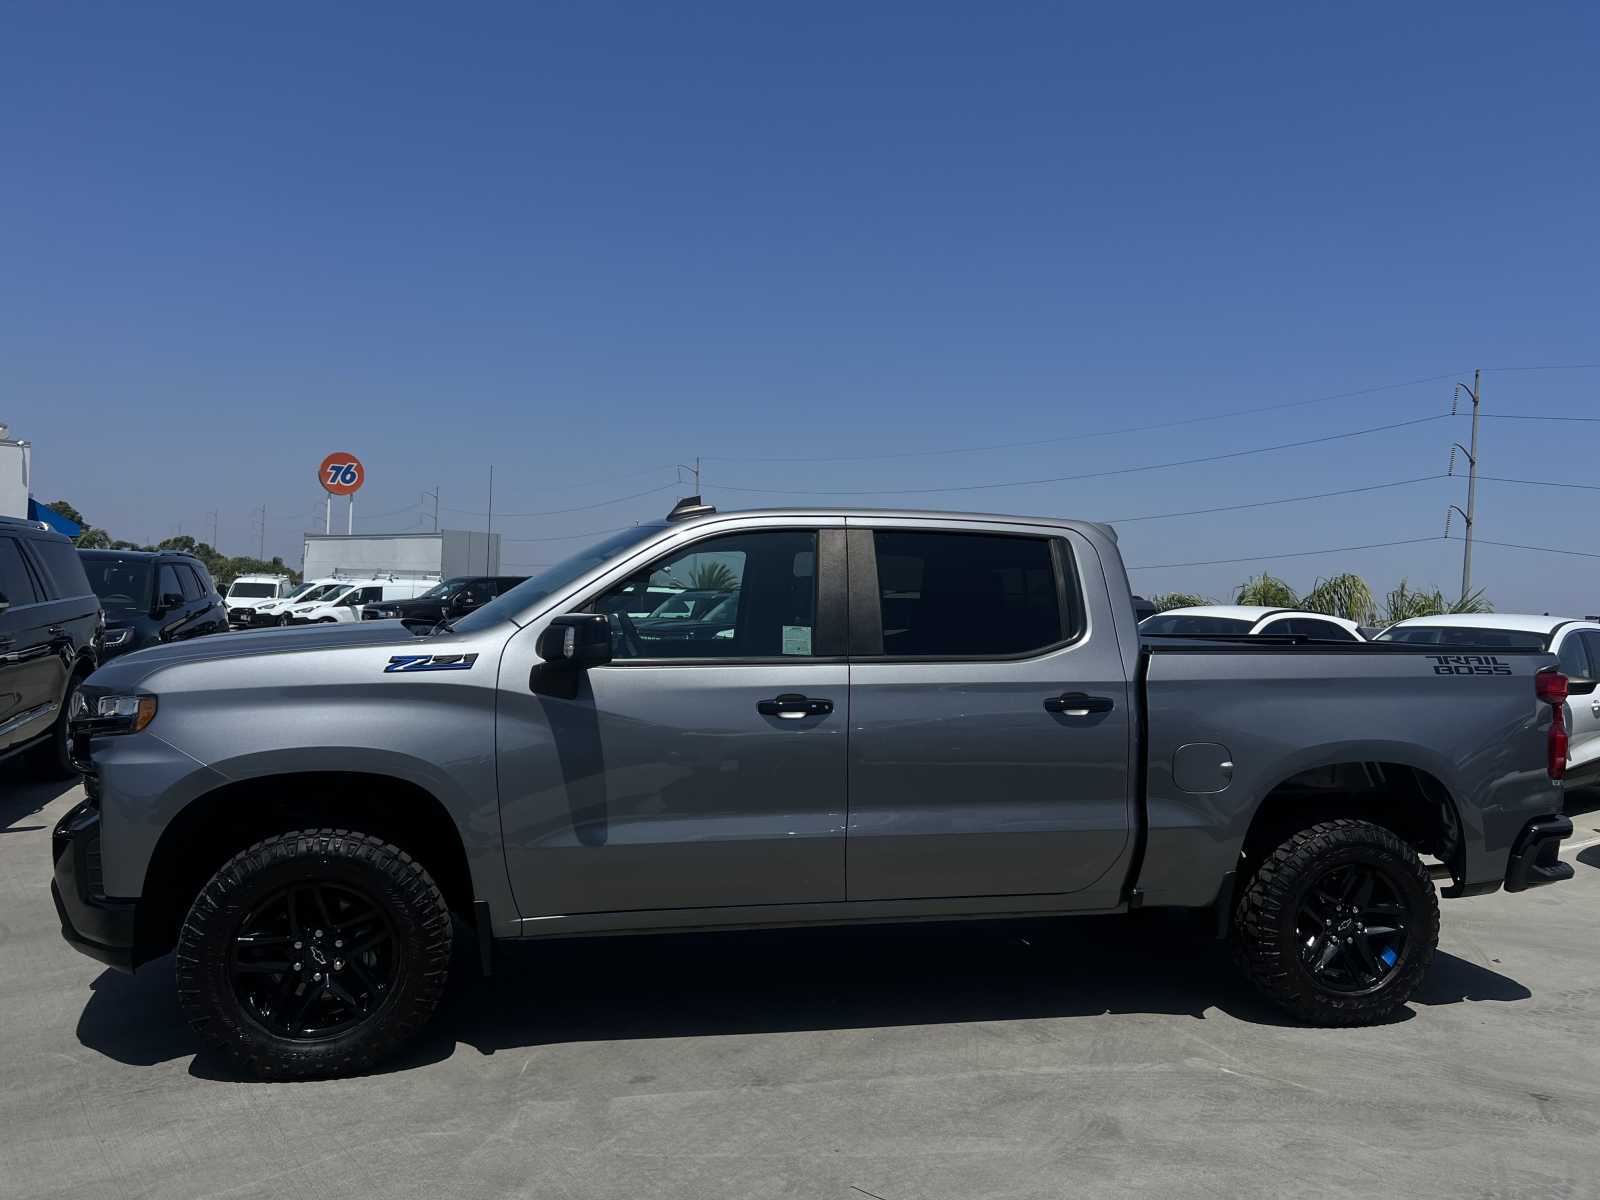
1426 654 1512 676
384 653 479 673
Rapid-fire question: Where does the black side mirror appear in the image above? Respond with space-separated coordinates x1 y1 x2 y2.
536 613 612 667
156 593 183 616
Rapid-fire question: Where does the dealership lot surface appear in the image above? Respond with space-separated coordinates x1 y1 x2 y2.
4 778 1599 1200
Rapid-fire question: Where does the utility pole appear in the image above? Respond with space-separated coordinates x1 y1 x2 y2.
255 504 267 559
208 510 219 551
677 458 701 495
422 485 439 531
486 465 494 573
1447 370 1482 605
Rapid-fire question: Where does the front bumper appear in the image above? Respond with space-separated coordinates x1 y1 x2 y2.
1504 814 1574 893
228 607 256 627
51 801 138 973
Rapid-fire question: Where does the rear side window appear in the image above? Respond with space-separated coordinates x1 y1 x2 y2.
872 530 1067 658
23 536 92 600
1140 614 1253 635
1378 626 1547 650
157 565 185 606
1581 632 1600 682
177 565 204 601
1557 634 1593 680
0 537 40 607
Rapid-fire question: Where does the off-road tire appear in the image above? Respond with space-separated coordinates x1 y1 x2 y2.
176 829 452 1078
1232 818 1438 1025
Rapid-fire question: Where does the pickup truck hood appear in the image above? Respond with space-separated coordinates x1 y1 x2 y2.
88 622 420 687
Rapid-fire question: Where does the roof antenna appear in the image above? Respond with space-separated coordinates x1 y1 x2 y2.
667 495 716 521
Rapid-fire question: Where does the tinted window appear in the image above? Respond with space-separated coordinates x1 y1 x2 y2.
354 586 384 604
157 565 184 605
1376 626 1547 649
593 530 817 659
177 565 204 601
0 537 40 607
1581 633 1600 682
1268 618 1358 641
1557 634 1593 680
1140 614 1253 635
872 531 1065 657
25 537 92 600
82 556 153 609
229 581 277 598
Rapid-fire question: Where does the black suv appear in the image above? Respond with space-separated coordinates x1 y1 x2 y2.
78 550 228 661
361 575 526 624
0 516 100 775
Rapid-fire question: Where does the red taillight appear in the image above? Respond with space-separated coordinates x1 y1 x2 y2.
1536 669 1569 705
1550 707 1569 780
1539 668 1570 780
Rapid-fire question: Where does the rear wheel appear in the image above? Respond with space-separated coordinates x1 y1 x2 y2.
1232 818 1438 1025
176 829 452 1078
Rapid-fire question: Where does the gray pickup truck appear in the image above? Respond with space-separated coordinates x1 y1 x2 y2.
53 499 1575 1077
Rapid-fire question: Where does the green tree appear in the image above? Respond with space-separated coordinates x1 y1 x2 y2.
1234 572 1298 607
47 499 87 527
76 527 113 549
1300 573 1377 624
1380 580 1493 624
1149 592 1212 612
686 561 739 592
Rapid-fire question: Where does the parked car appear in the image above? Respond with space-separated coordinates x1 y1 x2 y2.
243 578 343 627
361 575 526 624
79 548 228 660
223 573 292 627
58 501 1572 1077
0 516 98 774
1376 614 1600 786
286 577 439 624
1139 605 1365 641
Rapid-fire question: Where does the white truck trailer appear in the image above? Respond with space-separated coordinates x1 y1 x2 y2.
301 529 500 583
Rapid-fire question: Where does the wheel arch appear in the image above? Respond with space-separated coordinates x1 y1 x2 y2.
133 769 477 968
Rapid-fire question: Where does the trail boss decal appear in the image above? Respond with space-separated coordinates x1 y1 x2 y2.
384 653 479 673
1427 654 1513 676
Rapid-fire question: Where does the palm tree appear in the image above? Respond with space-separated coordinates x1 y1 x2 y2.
686 561 739 592
1301 573 1377 624
1234 573 1298 607
1149 592 1212 612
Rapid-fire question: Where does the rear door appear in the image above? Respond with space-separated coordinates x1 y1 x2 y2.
0 537 60 753
844 521 1134 903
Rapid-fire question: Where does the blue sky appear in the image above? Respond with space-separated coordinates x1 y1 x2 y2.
5 3 1597 610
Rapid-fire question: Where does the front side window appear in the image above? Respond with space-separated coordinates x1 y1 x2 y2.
591 530 817 660
872 530 1066 657
0 538 39 607
1266 618 1358 641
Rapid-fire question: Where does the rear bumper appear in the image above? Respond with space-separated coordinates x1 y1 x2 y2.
1504 814 1574 893
51 801 138 973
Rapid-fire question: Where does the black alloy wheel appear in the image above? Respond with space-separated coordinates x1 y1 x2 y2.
1292 862 1410 995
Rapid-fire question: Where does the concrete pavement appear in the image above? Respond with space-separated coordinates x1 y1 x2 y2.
3 777 1600 1200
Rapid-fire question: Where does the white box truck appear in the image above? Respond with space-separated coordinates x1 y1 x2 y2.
300 530 500 583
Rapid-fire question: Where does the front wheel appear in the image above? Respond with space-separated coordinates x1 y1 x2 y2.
33 668 87 779
176 830 453 1078
1232 818 1438 1025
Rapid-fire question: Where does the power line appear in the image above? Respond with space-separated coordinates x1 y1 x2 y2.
502 524 638 544
353 501 425 521
1477 474 1600 492
440 481 679 519
1127 536 1444 571
1106 474 1446 525
707 414 1452 497
1472 538 1600 561
700 372 1459 465
1483 363 1600 373
1480 414 1600 423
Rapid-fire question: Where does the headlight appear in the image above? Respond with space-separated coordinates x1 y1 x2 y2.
102 627 134 648
74 693 159 735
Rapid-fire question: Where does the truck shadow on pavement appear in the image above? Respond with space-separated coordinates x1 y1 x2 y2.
0 774 79 832
73 910 1531 1081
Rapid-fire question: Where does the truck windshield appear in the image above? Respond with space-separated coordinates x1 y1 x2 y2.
228 581 278 598
418 579 467 601
448 525 670 633
1140 614 1253 635
1375 626 1548 649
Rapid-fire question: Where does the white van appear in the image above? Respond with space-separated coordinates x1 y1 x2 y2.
286 577 440 624
224 574 293 625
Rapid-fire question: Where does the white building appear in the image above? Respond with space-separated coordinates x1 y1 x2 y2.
302 530 501 582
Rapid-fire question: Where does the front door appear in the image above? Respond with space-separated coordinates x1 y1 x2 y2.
0 537 62 753
497 524 849 917
1559 630 1600 778
844 523 1134 903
